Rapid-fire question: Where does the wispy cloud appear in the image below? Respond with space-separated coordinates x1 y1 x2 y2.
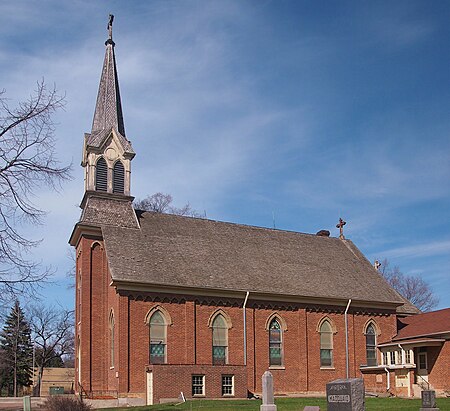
379 241 450 260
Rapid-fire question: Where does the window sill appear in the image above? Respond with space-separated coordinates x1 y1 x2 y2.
269 366 285 370
222 395 235 398
193 395 205 398
320 367 335 370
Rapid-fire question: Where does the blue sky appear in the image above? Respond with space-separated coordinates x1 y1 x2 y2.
0 0 448 311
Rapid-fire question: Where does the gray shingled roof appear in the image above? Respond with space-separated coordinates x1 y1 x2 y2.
102 211 405 305
81 195 139 229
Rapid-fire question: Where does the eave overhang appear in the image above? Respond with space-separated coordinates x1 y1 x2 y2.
378 338 446 349
69 223 102 247
110 278 401 312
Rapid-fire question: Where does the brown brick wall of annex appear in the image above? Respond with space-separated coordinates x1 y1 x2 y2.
428 341 450 391
148 364 247 403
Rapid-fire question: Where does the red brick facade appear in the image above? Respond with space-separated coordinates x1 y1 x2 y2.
74 236 403 403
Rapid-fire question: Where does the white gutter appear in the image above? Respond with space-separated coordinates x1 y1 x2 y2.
384 367 390 391
243 291 250 365
344 299 352 378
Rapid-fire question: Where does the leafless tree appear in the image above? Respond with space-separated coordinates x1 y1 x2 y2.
134 192 205 218
379 259 439 312
29 305 74 396
0 81 71 298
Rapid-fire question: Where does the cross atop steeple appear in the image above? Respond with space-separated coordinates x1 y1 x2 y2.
336 217 346 240
108 14 114 42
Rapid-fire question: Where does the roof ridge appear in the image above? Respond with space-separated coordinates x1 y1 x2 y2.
136 209 341 240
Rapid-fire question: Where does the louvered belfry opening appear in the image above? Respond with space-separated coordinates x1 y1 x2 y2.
113 160 125 194
95 157 108 191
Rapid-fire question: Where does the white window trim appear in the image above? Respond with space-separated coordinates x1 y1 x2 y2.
222 375 234 396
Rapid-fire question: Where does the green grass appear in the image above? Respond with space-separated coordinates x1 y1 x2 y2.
99 396 450 411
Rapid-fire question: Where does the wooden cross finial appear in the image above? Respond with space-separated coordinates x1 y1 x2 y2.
108 14 114 40
336 217 346 239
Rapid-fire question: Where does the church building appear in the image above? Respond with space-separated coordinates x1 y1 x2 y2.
70 19 444 407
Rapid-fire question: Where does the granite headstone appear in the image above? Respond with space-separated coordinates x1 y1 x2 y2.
260 371 277 411
326 378 365 411
420 390 439 411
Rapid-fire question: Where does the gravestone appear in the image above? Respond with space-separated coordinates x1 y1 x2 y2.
420 390 440 411
326 378 365 411
303 407 320 411
260 371 277 411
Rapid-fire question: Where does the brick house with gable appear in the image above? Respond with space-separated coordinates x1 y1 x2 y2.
69 19 442 406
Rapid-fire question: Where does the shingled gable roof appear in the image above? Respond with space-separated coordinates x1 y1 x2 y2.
101 211 405 307
393 308 450 341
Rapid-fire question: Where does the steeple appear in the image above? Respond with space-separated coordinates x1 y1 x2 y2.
81 15 135 198
91 14 125 137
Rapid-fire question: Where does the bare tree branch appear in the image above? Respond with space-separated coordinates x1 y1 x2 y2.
0 81 72 299
379 258 439 312
134 192 205 218
29 305 74 396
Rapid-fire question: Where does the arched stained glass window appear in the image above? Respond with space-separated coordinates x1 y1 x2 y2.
212 314 228 365
269 318 283 366
365 323 377 366
149 311 167 364
95 157 108 191
320 320 333 367
112 160 125 194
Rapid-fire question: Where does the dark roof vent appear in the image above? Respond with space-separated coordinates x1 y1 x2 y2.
316 230 330 237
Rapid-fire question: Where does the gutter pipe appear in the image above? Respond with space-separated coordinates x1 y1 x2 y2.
344 299 352 378
243 291 250 365
384 367 390 391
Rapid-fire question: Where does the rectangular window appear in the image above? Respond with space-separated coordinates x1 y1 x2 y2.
192 375 205 396
390 351 395 365
222 375 234 396
405 350 411 364
418 353 427 370
382 352 388 366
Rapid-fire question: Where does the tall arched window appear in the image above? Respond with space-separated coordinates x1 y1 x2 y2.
112 160 125 194
95 157 108 191
269 318 283 366
320 320 333 367
365 323 377 366
109 310 115 368
149 311 167 364
212 314 228 365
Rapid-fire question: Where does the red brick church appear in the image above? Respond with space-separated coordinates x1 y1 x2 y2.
69 20 448 406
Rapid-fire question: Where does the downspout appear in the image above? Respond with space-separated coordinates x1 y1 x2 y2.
398 343 411 396
243 291 250 365
384 367 390 392
344 299 352 379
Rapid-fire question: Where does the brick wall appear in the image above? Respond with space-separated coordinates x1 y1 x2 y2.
148 364 247 403
428 341 450 391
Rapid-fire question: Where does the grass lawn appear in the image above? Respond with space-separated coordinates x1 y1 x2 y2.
99 396 450 410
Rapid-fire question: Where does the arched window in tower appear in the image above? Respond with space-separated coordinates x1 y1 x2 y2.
269 318 283 366
365 323 377 366
320 320 333 367
212 314 228 365
149 310 167 364
95 157 108 191
112 160 125 194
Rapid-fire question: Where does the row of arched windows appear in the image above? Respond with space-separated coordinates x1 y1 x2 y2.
109 309 379 368
95 157 125 194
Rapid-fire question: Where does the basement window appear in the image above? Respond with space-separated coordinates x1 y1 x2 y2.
222 375 234 396
192 375 205 396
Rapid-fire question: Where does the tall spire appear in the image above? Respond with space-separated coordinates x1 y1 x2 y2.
91 14 126 137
